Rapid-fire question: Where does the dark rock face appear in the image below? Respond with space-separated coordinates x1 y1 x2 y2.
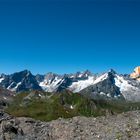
45 72 62 85
35 74 44 83
15 71 42 92
56 75 73 92
0 111 140 140
0 70 42 92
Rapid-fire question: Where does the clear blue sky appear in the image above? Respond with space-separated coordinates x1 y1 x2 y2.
0 0 140 74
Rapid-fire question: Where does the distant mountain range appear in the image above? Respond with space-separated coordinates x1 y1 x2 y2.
0 67 140 101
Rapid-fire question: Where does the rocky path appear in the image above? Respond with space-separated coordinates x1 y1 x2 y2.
0 111 140 140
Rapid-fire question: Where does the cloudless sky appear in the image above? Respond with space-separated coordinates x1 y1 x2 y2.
0 0 140 74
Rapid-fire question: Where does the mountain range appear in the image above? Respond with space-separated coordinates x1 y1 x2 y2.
0 67 140 102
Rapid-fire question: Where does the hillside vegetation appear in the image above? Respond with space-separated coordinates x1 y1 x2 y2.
5 90 140 121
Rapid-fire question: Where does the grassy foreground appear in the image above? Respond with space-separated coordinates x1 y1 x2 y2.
5 91 140 121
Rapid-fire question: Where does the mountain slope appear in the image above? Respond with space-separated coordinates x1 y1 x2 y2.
81 70 140 101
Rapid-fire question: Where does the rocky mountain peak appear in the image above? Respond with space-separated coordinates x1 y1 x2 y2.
35 74 44 83
72 70 92 79
18 69 31 75
0 73 6 78
0 70 42 92
82 70 92 76
108 69 117 75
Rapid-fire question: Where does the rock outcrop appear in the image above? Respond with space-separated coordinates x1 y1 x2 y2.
0 111 140 140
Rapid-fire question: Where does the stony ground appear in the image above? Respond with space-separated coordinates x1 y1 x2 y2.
0 111 140 140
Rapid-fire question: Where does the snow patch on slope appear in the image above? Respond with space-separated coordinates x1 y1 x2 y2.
69 73 109 93
93 73 108 85
69 76 95 93
114 74 140 101
7 82 22 92
11 82 22 92
15 82 22 89
40 77 64 92
7 82 15 90
0 78 4 83
114 75 137 92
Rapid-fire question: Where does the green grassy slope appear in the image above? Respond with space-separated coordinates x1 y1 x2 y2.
5 91 140 121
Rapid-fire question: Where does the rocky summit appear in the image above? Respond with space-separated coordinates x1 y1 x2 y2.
0 111 140 140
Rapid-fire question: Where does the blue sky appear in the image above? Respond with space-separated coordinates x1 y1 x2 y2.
0 0 140 74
